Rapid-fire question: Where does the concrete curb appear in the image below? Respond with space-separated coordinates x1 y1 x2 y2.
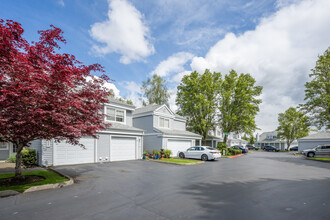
148 160 205 166
0 168 74 197
228 154 245 158
0 190 19 198
24 168 74 193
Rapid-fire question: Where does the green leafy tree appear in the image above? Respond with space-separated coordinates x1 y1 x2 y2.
301 47 330 129
276 107 310 150
218 70 262 145
176 70 221 144
141 74 170 105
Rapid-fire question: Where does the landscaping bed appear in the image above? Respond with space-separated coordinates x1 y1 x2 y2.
0 170 68 192
306 157 330 162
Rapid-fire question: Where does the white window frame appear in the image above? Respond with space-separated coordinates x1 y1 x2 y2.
0 142 9 150
159 117 170 128
105 107 126 123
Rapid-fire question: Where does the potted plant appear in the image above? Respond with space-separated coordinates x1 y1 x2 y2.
160 149 165 159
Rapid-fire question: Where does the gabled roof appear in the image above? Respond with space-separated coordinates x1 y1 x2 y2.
106 97 136 109
155 127 201 138
133 104 161 115
104 122 144 132
299 131 330 140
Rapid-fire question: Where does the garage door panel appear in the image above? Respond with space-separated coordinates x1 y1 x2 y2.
111 137 136 161
167 139 192 157
54 138 95 166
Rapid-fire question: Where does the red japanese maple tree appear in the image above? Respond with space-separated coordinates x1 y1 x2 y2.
0 20 111 177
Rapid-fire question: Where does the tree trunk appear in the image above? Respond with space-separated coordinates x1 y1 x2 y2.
14 142 24 178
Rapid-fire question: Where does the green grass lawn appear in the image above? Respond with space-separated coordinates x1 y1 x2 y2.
0 170 68 192
307 157 330 162
160 158 201 164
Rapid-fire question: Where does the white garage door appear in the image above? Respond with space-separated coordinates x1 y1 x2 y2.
167 139 192 157
111 137 136 161
54 137 95 166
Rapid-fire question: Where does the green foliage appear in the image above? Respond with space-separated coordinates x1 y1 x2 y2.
276 107 310 150
141 74 170 105
176 70 222 143
6 154 16 163
164 149 172 158
6 149 37 166
152 150 161 156
217 142 227 151
126 99 133 105
22 148 37 167
0 170 68 192
228 148 242 156
218 70 262 143
301 47 330 129
143 150 149 156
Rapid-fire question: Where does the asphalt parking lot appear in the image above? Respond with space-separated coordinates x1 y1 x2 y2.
1 151 330 220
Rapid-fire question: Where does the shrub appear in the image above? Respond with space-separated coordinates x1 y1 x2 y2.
227 148 242 156
22 148 37 167
164 149 172 158
152 150 160 156
217 143 227 151
5 148 37 166
6 154 16 163
143 150 149 156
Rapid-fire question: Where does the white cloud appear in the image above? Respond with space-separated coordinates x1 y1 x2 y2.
119 81 143 107
171 71 192 83
89 0 155 64
190 0 330 133
57 0 64 7
86 76 120 98
151 52 194 77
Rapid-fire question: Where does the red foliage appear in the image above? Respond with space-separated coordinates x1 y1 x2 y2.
0 20 111 147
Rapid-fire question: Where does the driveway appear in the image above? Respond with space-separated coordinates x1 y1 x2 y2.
1 152 330 220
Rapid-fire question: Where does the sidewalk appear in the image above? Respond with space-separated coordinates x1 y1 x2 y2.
0 161 44 174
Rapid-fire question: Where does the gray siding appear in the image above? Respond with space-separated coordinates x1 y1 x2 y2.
29 140 42 165
133 115 154 133
0 149 9 160
97 134 110 162
126 110 133 126
40 140 53 166
172 119 185 130
143 135 163 153
298 140 330 152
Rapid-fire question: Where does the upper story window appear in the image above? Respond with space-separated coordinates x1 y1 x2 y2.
159 117 169 128
106 107 125 122
0 142 8 150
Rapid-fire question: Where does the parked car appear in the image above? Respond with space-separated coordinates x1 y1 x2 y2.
178 146 221 161
302 145 330 157
246 144 258 150
289 146 298 151
231 145 248 153
263 145 279 152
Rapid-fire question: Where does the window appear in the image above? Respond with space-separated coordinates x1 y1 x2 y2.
106 107 125 122
0 142 8 150
159 117 170 128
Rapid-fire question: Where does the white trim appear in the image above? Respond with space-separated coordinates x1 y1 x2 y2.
104 106 126 125
94 138 98 163
162 134 202 139
109 135 112 162
143 133 163 136
0 142 9 150
97 130 143 136
52 139 56 166
155 104 175 116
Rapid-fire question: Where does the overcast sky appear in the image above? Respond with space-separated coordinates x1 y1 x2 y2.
1 0 329 133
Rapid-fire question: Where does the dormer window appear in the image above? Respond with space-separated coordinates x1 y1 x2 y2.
159 117 169 128
106 107 125 122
